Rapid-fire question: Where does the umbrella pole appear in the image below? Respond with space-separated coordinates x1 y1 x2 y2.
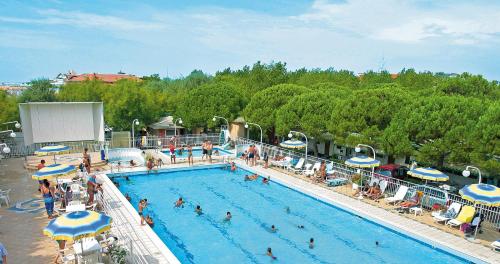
473 206 482 239
54 154 57 164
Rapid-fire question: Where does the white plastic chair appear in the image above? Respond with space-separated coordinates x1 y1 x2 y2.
0 189 11 207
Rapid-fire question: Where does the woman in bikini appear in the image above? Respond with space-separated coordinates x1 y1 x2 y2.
41 179 56 219
187 145 193 166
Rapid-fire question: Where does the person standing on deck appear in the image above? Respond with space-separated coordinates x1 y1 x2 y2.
187 145 193 166
41 179 56 219
201 140 208 161
207 141 213 163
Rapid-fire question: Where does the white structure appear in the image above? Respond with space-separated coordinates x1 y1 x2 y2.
19 102 104 145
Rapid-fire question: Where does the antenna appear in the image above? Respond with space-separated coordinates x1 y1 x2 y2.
378 55 386 72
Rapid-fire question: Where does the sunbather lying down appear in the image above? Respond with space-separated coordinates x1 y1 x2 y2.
398 191 423 211
273 155 285 161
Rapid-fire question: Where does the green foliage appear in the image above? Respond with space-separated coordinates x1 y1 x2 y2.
4 62 498 178
243 84 309 135
175 82 246 129
0 91 19 125
19 79 56 102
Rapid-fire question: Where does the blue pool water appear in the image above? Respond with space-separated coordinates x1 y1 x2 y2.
162 148 232 158
114 166 470 264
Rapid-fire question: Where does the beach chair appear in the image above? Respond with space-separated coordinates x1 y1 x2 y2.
289 158 305 173
491 240 500 251
270 157 292 168
326 162 335 174
58 248 76 264
304 162 321 177
432 202 462 223
446 205 475 228
384 185 408 205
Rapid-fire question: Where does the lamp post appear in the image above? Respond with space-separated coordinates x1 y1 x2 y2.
1 121 21 129
131 119 139 148
288 131 308 162
462 165 483 241
0 143 10 154
0 130 16 138
462 166 482 184
244 122 263 145
174 118 183 147
212 116 229 127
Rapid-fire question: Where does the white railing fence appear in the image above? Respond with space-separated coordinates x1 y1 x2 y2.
235 137 500 232
99 184 156 264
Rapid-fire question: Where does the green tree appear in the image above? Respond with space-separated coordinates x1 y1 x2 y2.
243 83 309 142
57 79 106 102
470 102 500 179
0 91 19 125
19 79 56 102
175 82 246 129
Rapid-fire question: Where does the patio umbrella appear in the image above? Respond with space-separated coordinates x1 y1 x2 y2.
43 210 112 241
345 155 380 168
280 139 306 149
32 163 76 181
459 184 500 239
345 155 380 193
407 167 449 183
35 145 71 164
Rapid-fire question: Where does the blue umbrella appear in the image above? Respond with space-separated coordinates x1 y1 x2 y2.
43 211 112 241
345 155 380 168
35 145 71 164
32 164 76 181
408 167 449 182
280 139 306 149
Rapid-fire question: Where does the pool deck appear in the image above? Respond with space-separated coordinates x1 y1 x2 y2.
235 161 500 264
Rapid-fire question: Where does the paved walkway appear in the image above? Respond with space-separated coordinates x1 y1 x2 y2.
0 158 57 263
236 161 500 264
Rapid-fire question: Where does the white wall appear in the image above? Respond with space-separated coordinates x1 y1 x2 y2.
19 102 104 145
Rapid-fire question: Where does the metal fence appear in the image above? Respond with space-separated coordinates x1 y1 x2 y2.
99 182 158 264
235 137 500 232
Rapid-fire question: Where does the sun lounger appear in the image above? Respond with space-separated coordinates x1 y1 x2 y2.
304 162 321 176
368 180 388 200
446 205 475 228
491 240 500 251
289 158 305 173
385 185 408 205
432 202 461 223
270 157 292 168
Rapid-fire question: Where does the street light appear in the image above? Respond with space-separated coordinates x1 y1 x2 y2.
0 143 10 154
355 143 376 189
2 121 21 129
245 122 263 145
131 119 139 148
174 118 183 147
462 165 483 241
0 130 16 138
212 115 229 127
289 130 308 162
462 166 482 184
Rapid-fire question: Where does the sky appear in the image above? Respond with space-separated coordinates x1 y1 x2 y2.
0 0 499 82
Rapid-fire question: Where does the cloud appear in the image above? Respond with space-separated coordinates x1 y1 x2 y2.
295 0 500 45
0 9 166 31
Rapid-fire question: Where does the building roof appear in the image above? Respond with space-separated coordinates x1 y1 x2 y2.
66 73 140 83
0 85 27 91
148 116 184 130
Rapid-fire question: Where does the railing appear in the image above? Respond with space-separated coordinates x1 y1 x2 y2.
235 137 500 232
1 138 104 158
115 134 221 149
99 181 157 264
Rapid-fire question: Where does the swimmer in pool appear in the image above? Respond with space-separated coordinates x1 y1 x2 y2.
285 206 290 214
309 238 314 249
175 197 184 208
224 211 232 221
267 247 277 260
195 205 203 215
244 174 259 181
297 225 305 229
270 225 278 233
262 176 270 184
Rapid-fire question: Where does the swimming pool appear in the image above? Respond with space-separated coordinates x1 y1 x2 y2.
162 148 232 158
114 166 471 264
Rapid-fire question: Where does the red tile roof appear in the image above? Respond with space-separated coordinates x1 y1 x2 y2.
66 73 140 83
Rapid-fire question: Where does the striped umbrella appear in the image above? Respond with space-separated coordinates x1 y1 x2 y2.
460 184 500 207
35 145 70 164
43 211 112 241
32 164 76 181
280 139 306 149
345 155 380 168
459 184 500 239
407 167 449 182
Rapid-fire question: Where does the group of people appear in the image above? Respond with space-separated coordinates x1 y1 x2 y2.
201 140 214 163
354 181 383 201
168 143 195 165
241 145 259 166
